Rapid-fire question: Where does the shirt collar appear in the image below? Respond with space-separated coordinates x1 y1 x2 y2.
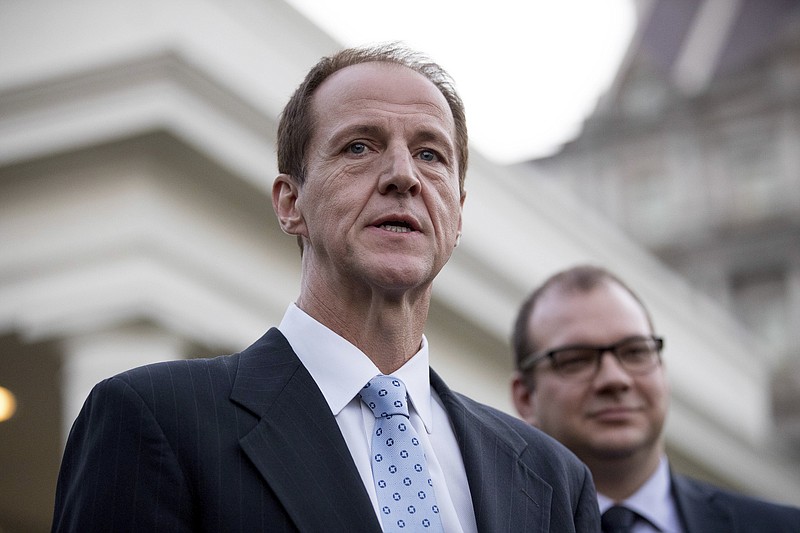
278 303 435 432
598 456 679 532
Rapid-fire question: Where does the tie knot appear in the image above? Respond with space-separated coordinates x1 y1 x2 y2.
359 375 409 419
601 505 638 533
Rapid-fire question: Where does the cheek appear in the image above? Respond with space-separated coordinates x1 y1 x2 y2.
429 186 462 230
641 374 670 407
534 383 580 423
309 172 368 218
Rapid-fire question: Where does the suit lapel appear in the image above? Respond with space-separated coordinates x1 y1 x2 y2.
672 473 735 533
431 370 552 532
230 329 381 533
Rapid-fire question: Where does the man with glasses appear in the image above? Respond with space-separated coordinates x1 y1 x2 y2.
511 264 800 532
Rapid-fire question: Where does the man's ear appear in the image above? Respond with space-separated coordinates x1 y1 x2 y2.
511 371 539 426
455 190 466 247
272 174 307 237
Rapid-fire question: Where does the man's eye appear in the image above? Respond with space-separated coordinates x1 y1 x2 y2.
555 350 596 368
418 149 438 162
621 347 647 357
619 344 652 362
347 142 368 155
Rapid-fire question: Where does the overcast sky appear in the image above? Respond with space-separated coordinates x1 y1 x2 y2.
285 0 636 164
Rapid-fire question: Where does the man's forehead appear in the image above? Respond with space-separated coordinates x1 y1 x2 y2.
533 283 649 334
313 62 451 116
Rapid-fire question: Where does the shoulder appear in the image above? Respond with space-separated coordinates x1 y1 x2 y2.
87 327 295 415
111 352 240 395
431 370 589 476
104 328 290 397
433 376 599 529
457 388 582 460
673 473 800 529
84 354 240 413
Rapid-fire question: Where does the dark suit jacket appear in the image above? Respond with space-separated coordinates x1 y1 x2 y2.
672 472 800 532
52 328 599 532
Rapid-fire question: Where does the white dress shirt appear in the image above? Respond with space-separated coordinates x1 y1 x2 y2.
598 456 684 533
279 304 478 533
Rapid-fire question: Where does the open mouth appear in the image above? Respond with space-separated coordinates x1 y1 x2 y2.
378 221 414 233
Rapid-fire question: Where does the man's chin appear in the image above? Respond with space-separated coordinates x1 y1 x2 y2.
586 435 645 461
363 258 437 289
591 446 639 461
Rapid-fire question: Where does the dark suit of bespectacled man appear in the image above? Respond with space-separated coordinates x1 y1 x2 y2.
511 264 800 532
51 44 600 532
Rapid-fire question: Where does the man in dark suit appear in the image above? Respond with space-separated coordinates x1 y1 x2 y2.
52 44 599 532
511 264 800 532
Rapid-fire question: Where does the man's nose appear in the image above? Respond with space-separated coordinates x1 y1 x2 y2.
378 147 421 195
594 350 634 387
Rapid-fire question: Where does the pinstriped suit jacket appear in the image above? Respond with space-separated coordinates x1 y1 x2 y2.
52 328 599 532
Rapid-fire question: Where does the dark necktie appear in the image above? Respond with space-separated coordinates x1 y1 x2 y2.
359 375 444 532
602 505 638 533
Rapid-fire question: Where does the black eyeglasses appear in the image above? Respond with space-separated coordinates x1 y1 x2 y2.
519 335 664 382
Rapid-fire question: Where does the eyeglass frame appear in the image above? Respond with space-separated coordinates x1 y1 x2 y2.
518 335 664 380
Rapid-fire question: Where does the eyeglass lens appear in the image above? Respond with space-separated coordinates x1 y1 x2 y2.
551 337 661 380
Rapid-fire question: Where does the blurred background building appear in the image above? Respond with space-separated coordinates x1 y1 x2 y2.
1 0 798 530
526 0 800 454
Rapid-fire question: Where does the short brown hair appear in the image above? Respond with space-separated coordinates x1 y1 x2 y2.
276 43 468 194
511 265 655 371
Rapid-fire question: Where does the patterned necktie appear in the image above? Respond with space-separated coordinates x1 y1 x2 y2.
359 375 444 532
601 505 638 533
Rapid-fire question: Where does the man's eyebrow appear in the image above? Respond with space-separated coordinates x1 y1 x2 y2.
413 129 456 155
329 124 385 142
414 129 453 145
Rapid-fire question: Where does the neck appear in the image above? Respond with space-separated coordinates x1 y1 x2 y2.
587 448 663 502
297 283 431 374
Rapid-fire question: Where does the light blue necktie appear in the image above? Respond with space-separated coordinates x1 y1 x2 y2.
359 375 444 532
